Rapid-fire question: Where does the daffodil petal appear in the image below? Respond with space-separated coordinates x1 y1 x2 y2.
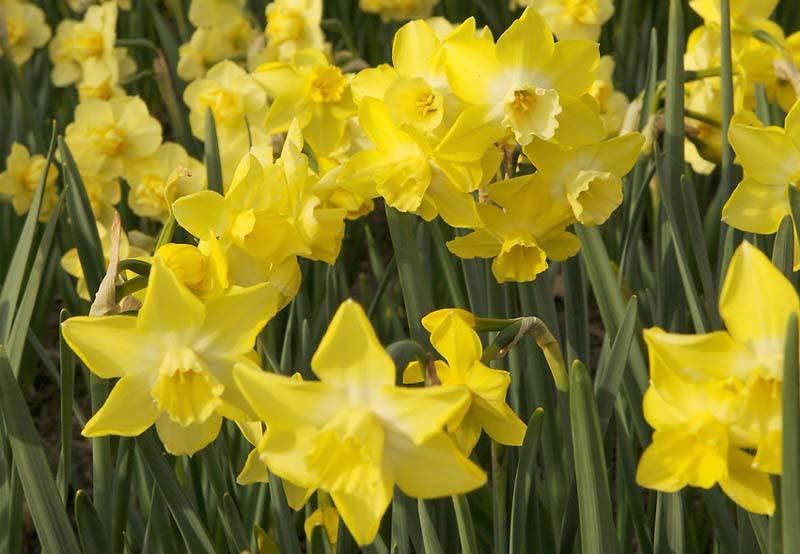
155 412 222 456
82 374 158 437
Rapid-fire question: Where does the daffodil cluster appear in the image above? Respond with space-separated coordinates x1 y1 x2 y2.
340 8 642 282
637 243 794 515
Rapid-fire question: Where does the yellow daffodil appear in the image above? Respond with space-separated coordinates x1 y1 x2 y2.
0 143 59 222
184 59 267 140
513 0 614 41
637 242 796 514
183 59 268 184
65 95 163 183
259 0 326 62
444 8 599 146
523 132 644 225
447 175 580 283
350 18 481 143
339 97 486 228
590 56 630 137
173 127 345 303
233 300 486 546
49 3 135 88
256 49 356 156
61 221 148 300
126 142 206 222
405 312 527 453
689 0 781 34
359 0 440 22
188 0 246 28
724 99 800 257
153 240 228 298
61 257 280 456
0 0 51 65
177 19 256 82
77 57 129 101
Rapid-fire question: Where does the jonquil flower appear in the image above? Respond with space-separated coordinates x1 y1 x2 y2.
233 300 486 545
524 131 644 225
262 0 326 61
126 142 206 222
444 7 599 145
0 0 51 65
447 175 580 283
359 0 440 22
637 242 798 514
405 311 527 453
256 49 356 156
61 257 280 456
724 98 800 267
65 95 163 182
0 143 59 222
514 0 614 41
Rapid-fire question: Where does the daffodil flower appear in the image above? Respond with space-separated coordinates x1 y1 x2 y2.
256 49 356 156
444 7 599 146
405 312 527 453
447 174 580 283
61 257 280 456
233 300 486 546
524 132 644 225
0 143 60 222
513 0 614 41
725 99 800 267
339 97 486 228
637 242 799 515
1 0 51 65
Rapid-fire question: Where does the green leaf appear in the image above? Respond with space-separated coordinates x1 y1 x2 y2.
452 494 479 554
569 360 619 554
510 408 545 554
220 493 250 553
0 348 80 553
267 470 302 554
56 309 74 505
782 314 800 553
654 492 685 554
204 108 224 195
75 489 111 554
773 216 795 278
0 128 57 342
137 433 215 554
59 136 105 298
594 296 638 430
7 192 63 375
418 498 444 554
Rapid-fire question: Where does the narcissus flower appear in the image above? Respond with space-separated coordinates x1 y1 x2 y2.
524 132 644 225
61 257 280 456
126 142 206 222
590 56 630 137
49 3 135 88
154 241 228 298
177 20 256 82
689 0 781 34
65 95 163 182
637 242 798 515
359 0 440 22
339 97 487 228
184 60 267 140
173 127 345 301
233 300 486 546
256 49 356 156
0 143 59 222
404 312 527 453
262 0 326 61
444 8 599 145
1 0 51 65
724 99 800 267
447 175 580 283
513 0 614 41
